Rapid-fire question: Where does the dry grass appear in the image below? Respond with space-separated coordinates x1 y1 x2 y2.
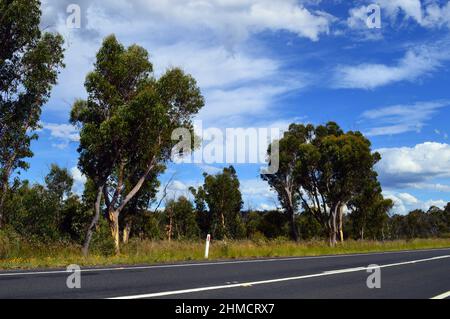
1 238 450 270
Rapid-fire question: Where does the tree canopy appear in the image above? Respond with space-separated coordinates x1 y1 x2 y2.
262 122 383 245
191 166 244 240
0 0 65 227
71 35 204 253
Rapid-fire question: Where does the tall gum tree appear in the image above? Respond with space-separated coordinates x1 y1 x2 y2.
263 122 381 245
71 35 204 254
190 166 243 240
0 0 65 227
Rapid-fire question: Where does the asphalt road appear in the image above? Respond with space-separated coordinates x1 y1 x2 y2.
0 248 449 299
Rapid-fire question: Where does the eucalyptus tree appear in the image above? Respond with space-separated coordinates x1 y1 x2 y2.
262 122 380 245
191 166 244 240
45 164 74 203
165 196 200 240
0 0 65 227
71 35 204 254
348 175 393 240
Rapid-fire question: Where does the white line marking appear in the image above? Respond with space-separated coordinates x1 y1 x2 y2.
109 255 450 299
1 247 449 277
323 267 366 274
431 291 450 299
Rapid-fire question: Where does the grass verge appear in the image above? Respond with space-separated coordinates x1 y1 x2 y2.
1 238 450 270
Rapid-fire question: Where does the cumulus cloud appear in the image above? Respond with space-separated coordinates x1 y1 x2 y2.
361 100 449 136
239 178 279 210
377 0 423 24
422 1 450 28
376 142 450 188
39 1 315 126
384 191 447 215
41 123 80 149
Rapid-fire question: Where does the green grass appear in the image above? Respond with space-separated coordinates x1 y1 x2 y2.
1 238 450 270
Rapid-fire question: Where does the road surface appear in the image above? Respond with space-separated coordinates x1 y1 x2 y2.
0 248 449 299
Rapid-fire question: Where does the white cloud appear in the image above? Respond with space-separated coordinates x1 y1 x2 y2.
408 182 450 192
333 44 450 89
41 122 80 149
169 180 188 192
39 1 315 127
239 177 279 210
150 43 307 123
348 0 422 27
130 0 333 42
197 164 223 175
384 191 447 215
422 1 450 28
42 0 333 43
397 192 420 205
257 203 278 211
70 167 87 195
378 0 423 24
377 142 450 188
152 44 280 89
347 5 372 30
361 100 449 136
347 0 450 30
200 82 303 122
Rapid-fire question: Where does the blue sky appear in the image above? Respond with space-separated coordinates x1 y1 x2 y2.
25 0 450 214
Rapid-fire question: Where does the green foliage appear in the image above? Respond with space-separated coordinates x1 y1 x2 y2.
0 226 21 259
348 174 393 240
59 196 91 244
165 196 200 240
45 164 74 202
297 213 324 240
1 165 92 243
259 211 289 239
71 35 204 252
262 122 381 243
4 181 60 241
90 218 116 256
0 0 65 226
191 166 243 240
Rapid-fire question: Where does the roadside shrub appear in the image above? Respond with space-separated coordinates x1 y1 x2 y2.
0 227 21 258
90 218 116 256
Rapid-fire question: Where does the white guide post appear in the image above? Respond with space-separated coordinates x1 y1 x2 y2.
204 234 211 259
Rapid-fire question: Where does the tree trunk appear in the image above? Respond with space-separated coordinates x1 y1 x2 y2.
167 216 173 242
329 203 339 247
82 185 103 256
360 227 364 241
329 229 336 247
0 167 12 228
123 220 132 244
220 212 226 239
338 204 344 243
0 182 8 229
289 208 299 242
109 210 120 254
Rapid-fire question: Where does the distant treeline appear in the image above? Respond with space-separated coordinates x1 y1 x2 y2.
1 164 449 252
